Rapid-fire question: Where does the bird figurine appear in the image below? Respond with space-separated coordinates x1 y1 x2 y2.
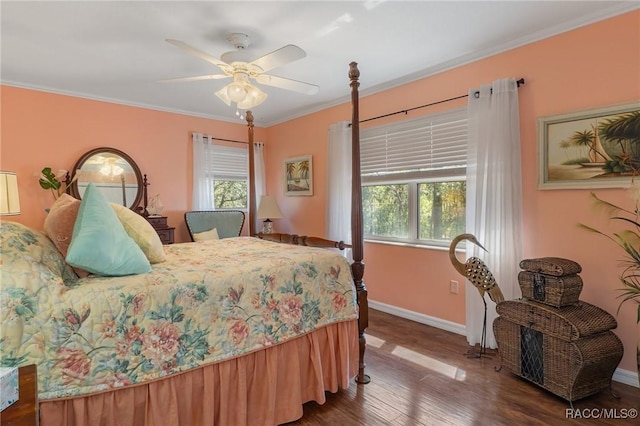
449 233 505 357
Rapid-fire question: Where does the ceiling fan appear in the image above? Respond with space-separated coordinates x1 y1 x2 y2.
164 33 319 110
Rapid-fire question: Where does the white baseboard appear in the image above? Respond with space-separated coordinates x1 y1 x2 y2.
368 299 639 388
612 368 640 388
368 299 466 336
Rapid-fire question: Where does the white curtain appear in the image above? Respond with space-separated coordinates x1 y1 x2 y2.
253 142 267 231
327 121 352 260
465 78 523 348
192 133 214 209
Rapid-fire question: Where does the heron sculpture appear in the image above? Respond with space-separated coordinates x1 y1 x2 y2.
449 233 505 357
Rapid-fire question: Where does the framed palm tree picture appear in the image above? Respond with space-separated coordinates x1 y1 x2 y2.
284 155 313 196
538 101 640 189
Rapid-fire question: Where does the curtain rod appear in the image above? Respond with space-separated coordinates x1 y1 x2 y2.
207 137 264 146
207 136 248 145
358 78 525 125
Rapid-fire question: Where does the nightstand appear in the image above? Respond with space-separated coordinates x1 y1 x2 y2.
146 216 175 245
1 364 38 426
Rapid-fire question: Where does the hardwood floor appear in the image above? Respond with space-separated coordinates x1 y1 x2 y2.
289 309 640 425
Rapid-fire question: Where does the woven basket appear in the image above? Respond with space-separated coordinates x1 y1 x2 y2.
519 257 582 276
494 317 623 402
496 300 617 340
518 271 583 307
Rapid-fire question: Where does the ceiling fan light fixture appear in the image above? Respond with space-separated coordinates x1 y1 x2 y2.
237 84 267 109
166 37 318 116
226 82 247 103
215 81 265 109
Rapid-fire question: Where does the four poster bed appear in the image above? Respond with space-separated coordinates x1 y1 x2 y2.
0 63 367 426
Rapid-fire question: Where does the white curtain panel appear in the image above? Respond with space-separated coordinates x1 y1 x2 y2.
465 78 523 348
327 121 352 260
253 142 267 231
192 133 214 210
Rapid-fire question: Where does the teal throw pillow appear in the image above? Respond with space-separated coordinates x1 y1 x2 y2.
66 184 151 276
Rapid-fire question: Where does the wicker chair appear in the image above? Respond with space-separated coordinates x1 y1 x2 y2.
184 210 245 241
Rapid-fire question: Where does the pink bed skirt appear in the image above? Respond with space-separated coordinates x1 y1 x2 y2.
39 319 358 426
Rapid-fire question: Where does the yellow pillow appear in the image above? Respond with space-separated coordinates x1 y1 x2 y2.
193 228 219 242
110 203 166 263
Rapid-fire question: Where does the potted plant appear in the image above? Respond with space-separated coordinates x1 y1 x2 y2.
579 191 640 384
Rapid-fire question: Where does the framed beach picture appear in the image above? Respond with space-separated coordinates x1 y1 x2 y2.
284 155 313 196
537 101 640 190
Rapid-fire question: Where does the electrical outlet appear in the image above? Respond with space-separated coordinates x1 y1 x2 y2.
450 280 459 294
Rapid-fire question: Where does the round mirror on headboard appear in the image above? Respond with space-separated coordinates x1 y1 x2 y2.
70 147 144 210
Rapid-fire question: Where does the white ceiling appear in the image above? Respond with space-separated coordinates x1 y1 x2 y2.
2 1 638 127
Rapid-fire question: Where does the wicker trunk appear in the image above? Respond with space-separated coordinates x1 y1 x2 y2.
518 257 583 308
518 271 583 308
494 300 623 402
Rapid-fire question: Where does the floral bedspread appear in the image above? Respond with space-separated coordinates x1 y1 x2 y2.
0 222 357 400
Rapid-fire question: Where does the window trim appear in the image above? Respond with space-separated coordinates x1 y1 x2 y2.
362 175 466 248
360 107 468 248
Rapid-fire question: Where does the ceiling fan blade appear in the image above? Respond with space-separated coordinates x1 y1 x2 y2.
255 74 319 95
160 74 230 83
165 39 229 68
250 45 306 72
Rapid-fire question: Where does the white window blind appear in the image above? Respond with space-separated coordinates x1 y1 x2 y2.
207 144 248 180
361 107 467 182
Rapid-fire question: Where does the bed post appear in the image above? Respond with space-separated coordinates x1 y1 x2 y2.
246 110 257 237
350 62 370 384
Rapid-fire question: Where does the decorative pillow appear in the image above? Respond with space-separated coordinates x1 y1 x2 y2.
66 184 151 276
1 221 78 293
43 194 80 258
110 203 166 263
43 194 88 277
193 227 219 242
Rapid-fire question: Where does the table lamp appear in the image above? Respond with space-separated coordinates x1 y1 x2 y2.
0 172 21 216
257 195 283 233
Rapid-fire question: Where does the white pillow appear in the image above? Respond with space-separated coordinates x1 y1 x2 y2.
193 228 219 242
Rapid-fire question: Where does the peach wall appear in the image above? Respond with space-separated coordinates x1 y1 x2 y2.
0 86 267 242
264 105 351 235
265 11 640 372
1 11 638 373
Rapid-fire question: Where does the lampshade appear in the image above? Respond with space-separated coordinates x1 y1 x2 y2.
226 82 247 103
215 73 268 110
237 83 267 110
0 171 21 215
257 195 284 219
215 86 232 106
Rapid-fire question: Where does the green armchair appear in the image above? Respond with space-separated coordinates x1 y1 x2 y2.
184 210 246 241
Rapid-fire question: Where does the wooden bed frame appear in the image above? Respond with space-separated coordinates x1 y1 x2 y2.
34 62 368 426
246 62 369 384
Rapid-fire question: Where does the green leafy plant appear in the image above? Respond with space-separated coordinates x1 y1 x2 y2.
39 167 74 199
579 192 640 324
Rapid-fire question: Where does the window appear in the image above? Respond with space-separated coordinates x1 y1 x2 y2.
208 144 248 209
361 108 467 246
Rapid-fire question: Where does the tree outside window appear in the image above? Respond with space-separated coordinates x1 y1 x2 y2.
214 179 247 209
210 144 248 210
362 180 465 246
418 181 466 241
